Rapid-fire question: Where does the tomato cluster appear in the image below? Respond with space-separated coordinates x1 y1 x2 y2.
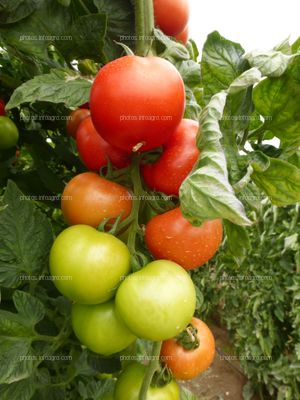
50 16 221 394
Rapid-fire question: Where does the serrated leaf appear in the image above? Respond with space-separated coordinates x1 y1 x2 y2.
180 91 251 226
0 180 53 287
13 291 45 326
0 0 38 24
244 50 297 77
224 220 251 262
0 377 36 400
6 69 92 110
252 158 300 206
201 31 247 103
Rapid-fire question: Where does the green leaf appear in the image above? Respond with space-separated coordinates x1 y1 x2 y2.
176 60 201 87
252 158 300 206
244 50 297 77
0 378 36 400
13 291 45 326
6 69 92 110
0 0 38 24
180 91 252 226
180 386 198 400
154 29 190 62
93 0 135 61
253 73 300 151
56 0 71 6
224 220 251 262
0 180 53 287
201 31 247 103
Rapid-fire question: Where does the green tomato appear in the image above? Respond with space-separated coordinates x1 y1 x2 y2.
49 225 131 304
115 260 196 341
72 300 136 355
114 362 180 400
0 116 19 149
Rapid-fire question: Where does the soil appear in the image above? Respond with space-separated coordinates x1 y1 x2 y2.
180 324 251 400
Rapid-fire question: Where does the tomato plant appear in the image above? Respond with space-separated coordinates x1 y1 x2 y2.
90 55 185 152
76 116 131 170
114 362 180 400
72 301 136 355
66 108 90 138
49 225 131 304
0 0 299 399
161 317 215 380
153 0 190 36
145 207 223 270
61 172 132 227
142 119 199 195
115 260 196 341
0 116 19 149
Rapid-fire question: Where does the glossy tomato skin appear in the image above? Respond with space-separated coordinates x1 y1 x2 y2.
90 56 185 152
61 172 132 227
142 119 199 195
72 301 136 355
175 26 189 45
66 108 90 138
161 318 215 380
115 260 196 341
154 0 189 36
49 225 131 304
76 116 130 171
145 208 223 270
0 99 5 116
0 116 19 149
114 362 180 400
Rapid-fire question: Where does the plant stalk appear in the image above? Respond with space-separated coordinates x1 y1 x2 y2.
139 341 162 400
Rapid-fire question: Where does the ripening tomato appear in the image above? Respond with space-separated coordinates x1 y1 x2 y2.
115 260 196 341
154 0 190 36
76 116 131 171
90 55 185 152
161 318 215 380
72 301 136 355
145 208 223 270
61 172 132 227
66 108 90 138
0 99 6 116
175 26 189 45
49 225 131 304
142 119 199 195
0 116 19 149
114 362 180 400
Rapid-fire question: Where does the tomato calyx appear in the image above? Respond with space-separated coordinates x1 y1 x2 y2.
151 364 173 388
175 323 200 350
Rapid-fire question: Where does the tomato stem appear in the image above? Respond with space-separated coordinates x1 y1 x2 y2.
138 341 162 400
135 0 155 56
127 154 144 265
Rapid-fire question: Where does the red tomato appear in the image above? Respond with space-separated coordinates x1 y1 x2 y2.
161 318 215 380
0 99 5 116
66 108 90 138
76 117 131 171
90 55 185 152
61 172 132 227
142 119 199 195
154 0 190 36
175 26 189 45
145 207 223 270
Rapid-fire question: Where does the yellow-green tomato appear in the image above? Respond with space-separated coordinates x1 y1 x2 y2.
72 301 136 355
49 225 131 304
114 362 180 400
115 260 196 341
0 116 19 149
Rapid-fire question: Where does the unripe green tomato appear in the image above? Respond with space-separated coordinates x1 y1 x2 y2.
0 116 19 149
72 301 136 355
114 362 180 400
115 260 196 341
49 225 131 304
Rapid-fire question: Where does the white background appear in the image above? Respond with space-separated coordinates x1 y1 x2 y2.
189 0 299 52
